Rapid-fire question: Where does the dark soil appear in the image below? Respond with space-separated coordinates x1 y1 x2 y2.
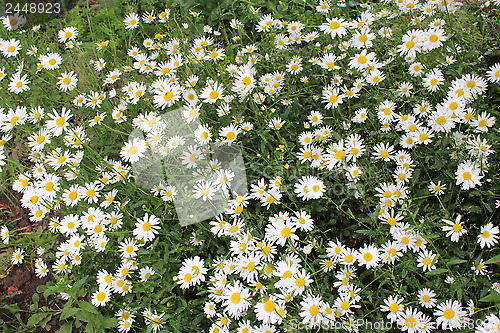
0 264 59 332
0 191 63 332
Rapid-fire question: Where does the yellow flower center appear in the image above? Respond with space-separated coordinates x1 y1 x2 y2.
128 146 138 155
281 227 292 238
436 116 447 125
388 303 399 312
96 292 106 301
334 150 346 159
247 262 255 271
387 217 396 226
309 305 320 316
56 117 65 127
35 135 46 144
328 20 340 29
45 182 54 192
231 292 241 304
209 91 219 99
466 81 476 88
264 300 275 312
295 278 306 287
163 91 174 101
443 309 455 319
406 317 417 328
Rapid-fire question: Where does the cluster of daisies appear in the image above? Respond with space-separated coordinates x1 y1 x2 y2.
170 1 497 332
174 196 497 332
0 0 499 332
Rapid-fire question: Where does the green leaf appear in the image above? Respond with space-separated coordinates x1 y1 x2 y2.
463 204 481 213
43 284 58 299
58 322 73 333
447 259 467 265
78 301 99 314
101 317 118 329
76 310 94 324
27 312 51 327
31 293 39 304
425 268 448 275
355 229 376 236
72 276 89 292
61 306 80 321
85 322 95 333
455 285 463 301
2 304 21 314
479 291 500 303
484 254 500 265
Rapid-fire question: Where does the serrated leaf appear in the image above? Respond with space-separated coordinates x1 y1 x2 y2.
484 254 500 265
